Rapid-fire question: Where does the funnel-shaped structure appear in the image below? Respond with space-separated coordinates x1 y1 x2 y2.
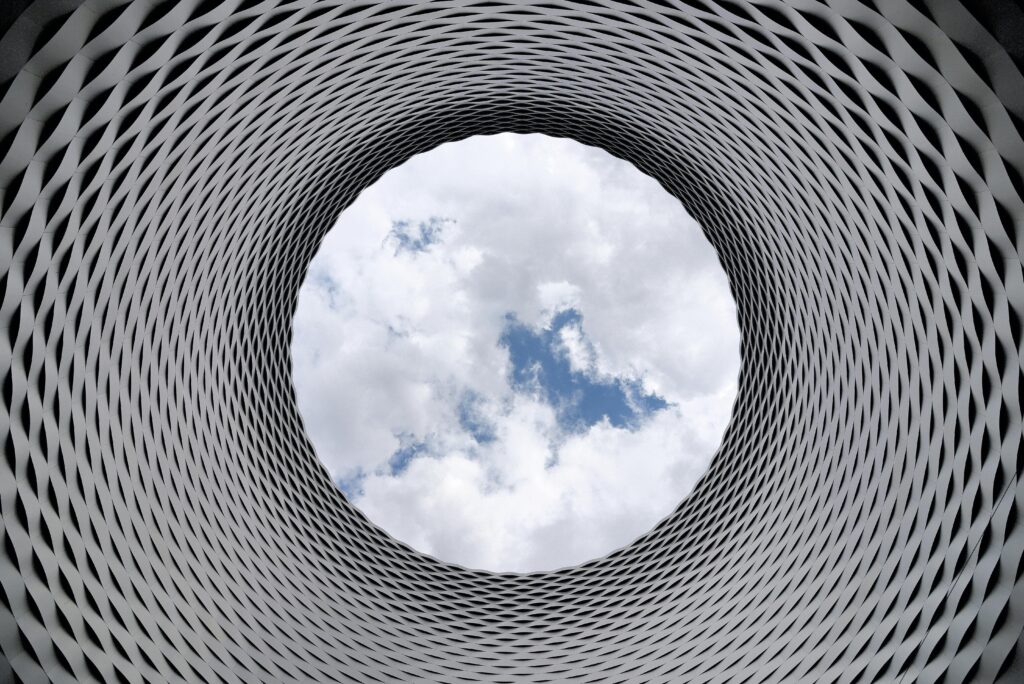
1 1 1022 682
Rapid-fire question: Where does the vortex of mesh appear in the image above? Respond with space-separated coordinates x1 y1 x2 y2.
1 1 1022 682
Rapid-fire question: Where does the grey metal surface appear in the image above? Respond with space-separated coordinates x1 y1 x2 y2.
0 1 1022 682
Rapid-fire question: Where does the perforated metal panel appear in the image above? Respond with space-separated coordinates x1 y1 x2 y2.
1 1 1023 682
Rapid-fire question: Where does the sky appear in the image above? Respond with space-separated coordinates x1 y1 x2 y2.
291 133 740 573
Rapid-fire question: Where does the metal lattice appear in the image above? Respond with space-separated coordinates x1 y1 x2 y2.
1 1 1022 682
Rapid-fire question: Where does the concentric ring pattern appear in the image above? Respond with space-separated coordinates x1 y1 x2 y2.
1 1 1023 682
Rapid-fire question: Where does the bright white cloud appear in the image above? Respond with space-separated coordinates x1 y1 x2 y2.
291 133 740 572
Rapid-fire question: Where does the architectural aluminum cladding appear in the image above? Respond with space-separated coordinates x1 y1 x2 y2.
1 1 1022 683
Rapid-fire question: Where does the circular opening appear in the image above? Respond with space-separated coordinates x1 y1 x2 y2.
292 133 741 572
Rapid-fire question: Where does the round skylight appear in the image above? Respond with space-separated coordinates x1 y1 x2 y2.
292 133 740 572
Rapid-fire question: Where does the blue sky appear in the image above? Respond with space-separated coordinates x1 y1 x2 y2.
387 216 451 255
501 308 669 434
338 302 671 498
291 133 740 572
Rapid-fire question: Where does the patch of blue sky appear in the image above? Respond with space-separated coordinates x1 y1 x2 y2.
499 308 669 432
457 391 497 444
336 472 365 500
386 216 453 255
341 436 432 499
375 308 669 483
388 435 430 475
311 270 346 310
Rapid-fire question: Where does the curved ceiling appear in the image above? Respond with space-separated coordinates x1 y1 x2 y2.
1 1 1022 682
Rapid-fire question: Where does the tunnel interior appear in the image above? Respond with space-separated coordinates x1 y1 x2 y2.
1 1 1022 682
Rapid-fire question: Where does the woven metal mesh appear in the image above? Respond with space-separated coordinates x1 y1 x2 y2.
1 1 1022 682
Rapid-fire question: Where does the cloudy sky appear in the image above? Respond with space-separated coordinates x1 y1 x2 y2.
291 133 740 573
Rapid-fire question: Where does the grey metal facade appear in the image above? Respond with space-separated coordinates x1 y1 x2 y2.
1 1 1023 682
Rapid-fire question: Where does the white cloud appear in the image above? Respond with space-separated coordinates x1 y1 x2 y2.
291 133 740 572
557 317 595 375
